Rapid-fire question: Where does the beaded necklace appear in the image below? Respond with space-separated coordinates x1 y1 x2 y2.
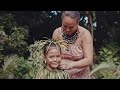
62 29 78 44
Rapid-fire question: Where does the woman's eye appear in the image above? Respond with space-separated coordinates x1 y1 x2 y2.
64 25 67 28
57 56 60 57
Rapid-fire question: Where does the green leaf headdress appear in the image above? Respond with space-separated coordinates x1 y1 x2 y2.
28 37 67 69
28 38 69 79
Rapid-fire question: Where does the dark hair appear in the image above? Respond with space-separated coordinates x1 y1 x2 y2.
61 11 80 22
43 42 61 57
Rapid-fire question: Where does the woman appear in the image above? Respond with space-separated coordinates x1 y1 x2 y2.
52 11 93 79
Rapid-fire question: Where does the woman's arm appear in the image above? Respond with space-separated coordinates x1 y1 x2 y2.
72 30 93 68
60 29 93 70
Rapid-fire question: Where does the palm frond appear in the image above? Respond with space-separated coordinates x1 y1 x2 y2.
3 54 18 71
90 62 116 76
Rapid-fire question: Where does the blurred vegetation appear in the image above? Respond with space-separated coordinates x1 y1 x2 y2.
91 43 120 79
0 11 120 79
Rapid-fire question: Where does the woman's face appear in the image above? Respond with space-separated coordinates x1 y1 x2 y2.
62 16 79 36
45 47 61 70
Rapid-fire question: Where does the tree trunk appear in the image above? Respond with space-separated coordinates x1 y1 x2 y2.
84 11 94 39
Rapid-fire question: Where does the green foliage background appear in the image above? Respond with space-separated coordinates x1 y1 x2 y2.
0 11 120 79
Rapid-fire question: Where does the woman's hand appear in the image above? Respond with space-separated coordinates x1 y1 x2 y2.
61 53 72 60
59 60 75 70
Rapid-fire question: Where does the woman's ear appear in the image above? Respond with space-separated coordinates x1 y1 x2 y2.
77 20 80 25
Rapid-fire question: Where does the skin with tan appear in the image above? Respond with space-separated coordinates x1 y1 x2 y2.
45 47 61 71
52 15 93 70
62 16 79 36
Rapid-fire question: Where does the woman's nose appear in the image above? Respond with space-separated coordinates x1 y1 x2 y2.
66 28 70 32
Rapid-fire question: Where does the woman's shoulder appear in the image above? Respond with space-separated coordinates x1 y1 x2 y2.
52 27 62 39
78 26 93 43
78 26 91 38
53 27 62 33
